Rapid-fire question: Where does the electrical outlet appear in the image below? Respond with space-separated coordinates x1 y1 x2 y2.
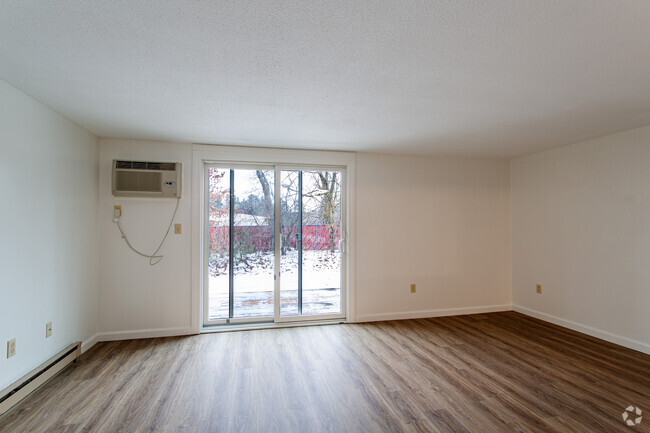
536 284 542 294
113 205 122 218
174 223 182 234
410 283 416 294
46 321 53 338
7 339 16 359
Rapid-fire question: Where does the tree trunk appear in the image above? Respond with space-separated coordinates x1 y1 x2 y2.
256 171 272 216
256 171 273 252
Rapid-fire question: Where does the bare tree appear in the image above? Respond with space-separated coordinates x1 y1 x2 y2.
280 172 300 255
254 170 274 252
304 171 341 254
255 171 272 218
250 170 341 256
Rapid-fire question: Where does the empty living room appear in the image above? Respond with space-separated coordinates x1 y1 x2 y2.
1 1 649 432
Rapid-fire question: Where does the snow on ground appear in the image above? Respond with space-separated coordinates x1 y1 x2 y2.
209 249 340 293
208 250 341 318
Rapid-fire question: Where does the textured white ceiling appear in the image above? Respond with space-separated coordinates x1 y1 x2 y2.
1 1 650 158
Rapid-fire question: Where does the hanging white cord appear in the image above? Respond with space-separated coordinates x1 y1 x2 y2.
114 197 181 265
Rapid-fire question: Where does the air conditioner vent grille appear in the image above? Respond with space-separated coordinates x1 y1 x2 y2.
112 160 181 198
114 161 176 171
116 160 132 169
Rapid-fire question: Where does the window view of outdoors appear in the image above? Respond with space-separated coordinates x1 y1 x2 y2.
280 170 342 316
208 168 342 321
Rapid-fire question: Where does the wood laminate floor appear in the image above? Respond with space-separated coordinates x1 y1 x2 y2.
1 312 649 432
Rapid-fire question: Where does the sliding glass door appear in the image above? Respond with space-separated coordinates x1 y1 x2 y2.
279 170 343 319
206 167 275 322
204 164 345 326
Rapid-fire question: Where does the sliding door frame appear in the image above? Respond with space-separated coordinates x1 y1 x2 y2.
191 145 356 333
202 162 347 327
274 165 347 324
202 162 276 327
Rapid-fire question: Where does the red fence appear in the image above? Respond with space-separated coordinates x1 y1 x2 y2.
209 225 341 252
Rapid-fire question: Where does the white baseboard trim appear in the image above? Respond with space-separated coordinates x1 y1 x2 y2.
513 305 650 355
81 333 100 354
96 327 195 342
79 328 196 354
354 304 512 323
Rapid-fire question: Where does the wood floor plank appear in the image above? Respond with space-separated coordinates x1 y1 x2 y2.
1 312 649 432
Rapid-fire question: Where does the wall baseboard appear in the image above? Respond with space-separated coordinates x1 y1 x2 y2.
354 304 512 323
83 307 650 355
96 327 195 343
513 305 650 355
81 333 100 354
81 327 195 354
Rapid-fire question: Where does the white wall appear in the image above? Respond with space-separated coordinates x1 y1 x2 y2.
0 80 99 391
98 139 193 339
97 141 512 334
512 126 650 354
355 153 512 321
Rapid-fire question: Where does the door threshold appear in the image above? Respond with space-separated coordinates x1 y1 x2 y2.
201 318 346 334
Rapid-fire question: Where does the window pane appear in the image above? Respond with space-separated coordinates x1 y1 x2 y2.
302 171 342 315
232 169 275 318
207 168 230 320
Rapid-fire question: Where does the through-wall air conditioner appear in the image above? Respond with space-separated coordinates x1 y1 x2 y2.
112 160 182 198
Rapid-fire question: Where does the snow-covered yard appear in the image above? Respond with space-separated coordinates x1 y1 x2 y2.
208 250 341 319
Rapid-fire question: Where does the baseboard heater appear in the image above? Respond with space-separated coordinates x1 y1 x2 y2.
0 342 81 417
